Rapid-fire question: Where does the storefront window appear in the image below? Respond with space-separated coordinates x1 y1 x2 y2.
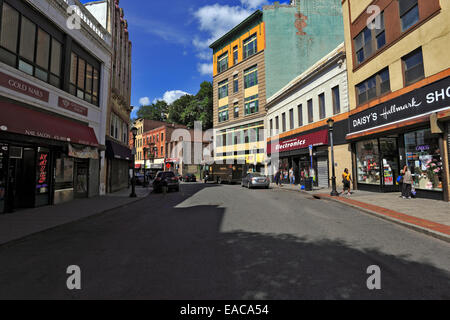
55 156 74 190
0 144 7 212
356 139 381 185
405 129 443 191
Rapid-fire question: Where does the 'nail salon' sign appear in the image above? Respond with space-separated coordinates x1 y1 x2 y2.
349 76 450 134
0 71 49 102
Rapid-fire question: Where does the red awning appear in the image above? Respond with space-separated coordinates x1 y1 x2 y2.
267 129 329 155
135 164 142 169
0 101 98 147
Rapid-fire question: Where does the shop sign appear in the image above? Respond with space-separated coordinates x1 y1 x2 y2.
58 97 88 117
349 76 450 134
68 144 99 160
0 71 49 102
268 129 329 154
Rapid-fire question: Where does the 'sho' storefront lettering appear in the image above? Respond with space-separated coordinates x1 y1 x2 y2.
349 76 450 134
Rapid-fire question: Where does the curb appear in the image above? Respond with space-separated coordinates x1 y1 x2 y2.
316 194 450 244
0 193 150 249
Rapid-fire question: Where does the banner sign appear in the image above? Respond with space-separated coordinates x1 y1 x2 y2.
349 76 450 134
268 129 328 155
0 71 49 102
58 97 88 117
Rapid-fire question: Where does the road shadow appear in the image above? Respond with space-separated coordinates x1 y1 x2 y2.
0 184 449 300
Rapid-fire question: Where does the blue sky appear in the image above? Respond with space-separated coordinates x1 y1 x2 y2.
87 0 289 117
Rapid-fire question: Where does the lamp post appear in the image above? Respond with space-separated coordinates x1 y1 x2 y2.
143 147 148 187
130 126 138 198
328 118 339 197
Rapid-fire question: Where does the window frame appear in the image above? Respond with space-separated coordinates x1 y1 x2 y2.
298 104 303 127
307 99 314 123
217 51 228 74
244 65 258 89
356 67 391 106
402 47 425 86
332 86 341 115
243 34 257 60
399 0 420 32
218 80 229 100
319 93 326 120
353 11 386 66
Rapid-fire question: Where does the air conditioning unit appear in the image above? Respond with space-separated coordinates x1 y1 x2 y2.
9 147 23 159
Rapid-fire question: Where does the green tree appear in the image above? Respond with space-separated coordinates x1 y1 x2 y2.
167 94 195 124
136 100 168 121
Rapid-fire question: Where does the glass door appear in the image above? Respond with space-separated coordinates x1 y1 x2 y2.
380 138 400 192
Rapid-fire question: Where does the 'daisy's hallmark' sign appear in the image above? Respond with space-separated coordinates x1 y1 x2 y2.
349 76 450 134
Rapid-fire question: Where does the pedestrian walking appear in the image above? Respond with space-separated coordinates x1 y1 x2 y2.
342 168 352 196
289 168 295 185
274 170 282 187
401 166 413 199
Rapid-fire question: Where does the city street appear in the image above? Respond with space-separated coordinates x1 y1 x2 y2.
0 183 449 300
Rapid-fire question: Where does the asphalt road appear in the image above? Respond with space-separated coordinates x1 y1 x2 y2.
0 183 449 300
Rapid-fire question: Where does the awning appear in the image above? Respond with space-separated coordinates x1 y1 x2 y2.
135 164 142 169
105 139 132 160
0 101 98 147
267 129 328 155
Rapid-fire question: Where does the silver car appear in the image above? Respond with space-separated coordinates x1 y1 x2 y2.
242 173 270 189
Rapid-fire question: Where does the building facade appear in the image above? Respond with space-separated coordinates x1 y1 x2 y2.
342 0 450 201
86 0 133 194
266 44 351 188
211 11 267 172
0 0 112 213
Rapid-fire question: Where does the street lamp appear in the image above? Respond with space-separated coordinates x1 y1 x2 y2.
130 126 138 198
327 118 339 197
143 147 148 187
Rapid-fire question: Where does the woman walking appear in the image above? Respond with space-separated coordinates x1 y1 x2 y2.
342 168 352 196
401 166 413 199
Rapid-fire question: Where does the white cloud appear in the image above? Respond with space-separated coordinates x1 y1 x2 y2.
197 63 213 76
139 97 151 106
240 0 270 9
153 90 191 104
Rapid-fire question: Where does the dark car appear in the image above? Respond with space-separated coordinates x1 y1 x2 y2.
152 171 180 193
182 173 197 182
242 173 270 189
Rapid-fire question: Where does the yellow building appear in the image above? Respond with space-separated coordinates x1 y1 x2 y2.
342 0 450 201
210 11 267 171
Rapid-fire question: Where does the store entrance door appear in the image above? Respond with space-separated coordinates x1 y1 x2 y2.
380 138 400 192
7 147 36 212
0 144 8 214
74 160 89 199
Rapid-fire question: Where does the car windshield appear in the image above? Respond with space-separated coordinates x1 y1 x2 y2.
250 173 263 177
156 172 175 178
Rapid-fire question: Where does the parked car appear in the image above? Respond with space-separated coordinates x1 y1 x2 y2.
182 173 197 182
152 171 180 193
242 173 270 189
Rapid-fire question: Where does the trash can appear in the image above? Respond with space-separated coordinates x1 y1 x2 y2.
304 177 314 191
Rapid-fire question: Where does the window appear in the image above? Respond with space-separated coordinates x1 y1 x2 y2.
354 12 385 65
217 52 228 73
270 119 273 132
307 99 313 123
356 68 391 105
233 46 238 65
233 75 239 93
319 93 326 120
218 80 228 99
275 116 279 132
218 106 229 123
332 86 341 115
243 34 257 60
161 147 164 157
282 113 286 132
400 0 419 32
289 108 294 130
298 104 303 127
0 4 63 88
356 139 381 185
161 133 164 141
234 103 239 118
402 48 424 86
244 66 258 89
70 53 100 105
244 95 259 115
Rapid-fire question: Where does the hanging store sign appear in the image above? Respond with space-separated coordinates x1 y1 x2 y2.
268 129 328 155
349 76 450 134
68 144 99 159
0 71 49 102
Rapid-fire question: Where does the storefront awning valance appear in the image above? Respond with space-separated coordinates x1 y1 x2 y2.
267 129 328 155
106 139 132 160
0 102 98 147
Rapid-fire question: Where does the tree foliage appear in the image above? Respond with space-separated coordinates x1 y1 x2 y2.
136 81 213 130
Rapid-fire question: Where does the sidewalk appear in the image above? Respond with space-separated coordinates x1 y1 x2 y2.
274 183 450 242
0 186 151 246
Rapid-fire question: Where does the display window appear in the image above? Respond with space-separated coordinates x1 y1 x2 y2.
356 139 381 185
404 129 443 191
